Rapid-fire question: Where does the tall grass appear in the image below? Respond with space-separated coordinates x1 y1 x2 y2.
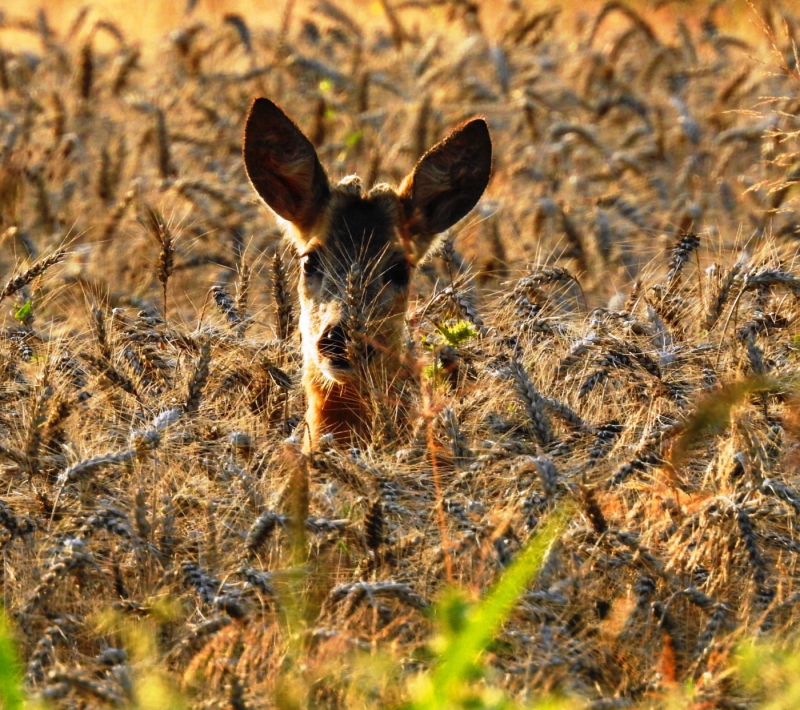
3 0 800 707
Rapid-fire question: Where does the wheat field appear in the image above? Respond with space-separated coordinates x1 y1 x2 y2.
2 1 800 708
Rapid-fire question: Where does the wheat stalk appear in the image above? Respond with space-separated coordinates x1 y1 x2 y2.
0 247 67 305
141 202 175 321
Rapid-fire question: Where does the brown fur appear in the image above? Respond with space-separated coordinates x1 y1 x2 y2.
243 97 492 449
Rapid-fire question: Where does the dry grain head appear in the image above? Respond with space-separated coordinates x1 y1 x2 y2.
243 97 492 445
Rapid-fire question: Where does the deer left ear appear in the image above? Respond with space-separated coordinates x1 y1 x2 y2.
398 118 492 255
243 97 330 234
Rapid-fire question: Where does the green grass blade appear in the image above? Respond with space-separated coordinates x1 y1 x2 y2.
426 507 571 707
0 607 24 710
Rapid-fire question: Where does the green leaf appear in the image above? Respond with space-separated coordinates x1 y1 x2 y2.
422 362 446 388
345 130 363 149
0 607 24 710
437 590 470 638
436 321 479 347
13 300 32 322
412 508 571 710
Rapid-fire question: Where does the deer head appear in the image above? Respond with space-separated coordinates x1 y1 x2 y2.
244 97 492 444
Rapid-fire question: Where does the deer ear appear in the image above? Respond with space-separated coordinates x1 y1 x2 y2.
243 98 330 232
398 118 492 253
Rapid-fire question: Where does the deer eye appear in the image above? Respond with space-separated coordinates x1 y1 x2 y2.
384 261 410 287
302 251 322 277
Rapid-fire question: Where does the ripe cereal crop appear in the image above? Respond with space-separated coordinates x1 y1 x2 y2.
2 1 800 708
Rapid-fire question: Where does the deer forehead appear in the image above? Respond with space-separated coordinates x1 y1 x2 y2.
297 183 408 266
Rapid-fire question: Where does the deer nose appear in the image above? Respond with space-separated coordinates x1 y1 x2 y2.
319 324 350 368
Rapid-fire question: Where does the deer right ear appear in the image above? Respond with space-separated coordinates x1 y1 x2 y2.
243 98 330 232
398 118 492 258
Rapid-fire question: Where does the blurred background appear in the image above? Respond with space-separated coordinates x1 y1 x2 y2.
1 1 762 53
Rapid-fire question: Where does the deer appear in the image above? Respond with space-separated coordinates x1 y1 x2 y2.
243 98 492 450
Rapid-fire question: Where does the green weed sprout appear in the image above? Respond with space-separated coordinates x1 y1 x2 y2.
407 508 575 710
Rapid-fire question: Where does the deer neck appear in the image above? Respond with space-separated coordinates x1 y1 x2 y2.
303 364 371 448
